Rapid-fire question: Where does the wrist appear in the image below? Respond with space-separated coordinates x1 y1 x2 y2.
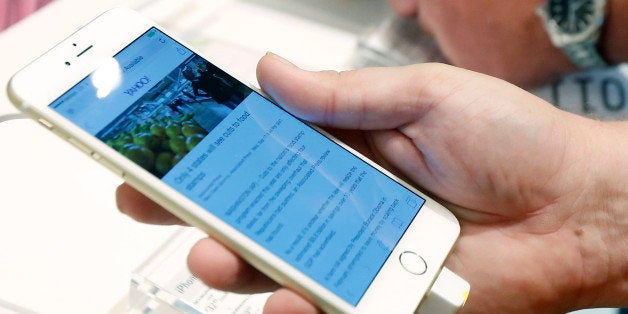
571 120 628 308
601 0 628 64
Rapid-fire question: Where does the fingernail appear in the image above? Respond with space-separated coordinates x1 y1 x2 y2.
265 52 295 66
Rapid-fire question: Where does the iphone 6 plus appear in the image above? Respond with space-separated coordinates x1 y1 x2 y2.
7 8 461 313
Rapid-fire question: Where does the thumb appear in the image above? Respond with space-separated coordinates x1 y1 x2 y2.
256 53 455 130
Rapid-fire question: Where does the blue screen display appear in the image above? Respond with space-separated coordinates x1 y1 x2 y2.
50 28 425 305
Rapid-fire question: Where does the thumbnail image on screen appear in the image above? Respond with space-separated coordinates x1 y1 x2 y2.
95 55 251 178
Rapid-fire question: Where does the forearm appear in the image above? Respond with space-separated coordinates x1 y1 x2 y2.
602 0 628 64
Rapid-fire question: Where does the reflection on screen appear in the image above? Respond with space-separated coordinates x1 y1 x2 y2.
50 28 425 305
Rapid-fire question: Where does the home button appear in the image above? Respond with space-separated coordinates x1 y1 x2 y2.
399 251 427 275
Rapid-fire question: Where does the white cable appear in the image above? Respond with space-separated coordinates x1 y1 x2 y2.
0 113 26 124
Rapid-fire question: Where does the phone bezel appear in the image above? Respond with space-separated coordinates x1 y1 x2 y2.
7 8 461 313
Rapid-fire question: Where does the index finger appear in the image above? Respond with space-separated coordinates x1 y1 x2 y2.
116 183 186 225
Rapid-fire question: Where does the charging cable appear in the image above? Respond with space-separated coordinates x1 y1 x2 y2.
417 267 470 314
0 112 26 124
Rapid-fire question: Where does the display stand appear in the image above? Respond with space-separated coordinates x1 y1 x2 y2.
128 227 269 314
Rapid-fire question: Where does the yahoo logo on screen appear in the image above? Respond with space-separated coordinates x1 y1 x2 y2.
124 75 151 96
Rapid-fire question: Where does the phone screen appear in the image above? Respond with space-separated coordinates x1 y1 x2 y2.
50 28 425 305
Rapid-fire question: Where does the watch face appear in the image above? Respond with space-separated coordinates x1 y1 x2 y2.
548 0 595 34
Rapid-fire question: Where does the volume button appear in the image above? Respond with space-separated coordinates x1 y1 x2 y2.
37 118 54 129
92 152 125 177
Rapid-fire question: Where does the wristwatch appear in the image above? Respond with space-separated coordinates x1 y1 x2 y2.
537 0 609 69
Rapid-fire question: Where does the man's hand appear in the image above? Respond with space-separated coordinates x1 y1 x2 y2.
117 54 628 313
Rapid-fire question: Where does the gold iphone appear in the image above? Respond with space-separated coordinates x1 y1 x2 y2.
7 9 461 313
